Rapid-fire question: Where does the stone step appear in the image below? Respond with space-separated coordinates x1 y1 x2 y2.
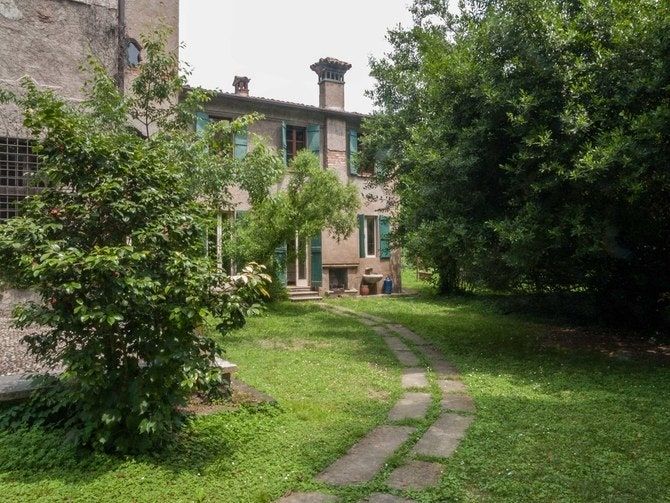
388 392 431 421
401 368 428 389
316 425 415 485
412 413 473 458
387 460 444 490
289 295 322 302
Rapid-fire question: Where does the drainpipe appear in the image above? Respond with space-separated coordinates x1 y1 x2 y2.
117 0 126 94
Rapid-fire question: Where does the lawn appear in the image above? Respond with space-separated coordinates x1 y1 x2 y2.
332 283 670 501
0 303 402 502
1 287 669 502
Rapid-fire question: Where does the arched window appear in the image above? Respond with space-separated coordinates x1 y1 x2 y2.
126 39 141 67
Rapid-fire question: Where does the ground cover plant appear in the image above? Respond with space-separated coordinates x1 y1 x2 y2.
0 303 402 502
333 286 670 502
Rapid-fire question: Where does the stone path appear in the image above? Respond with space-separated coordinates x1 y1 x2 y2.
275 303 476 503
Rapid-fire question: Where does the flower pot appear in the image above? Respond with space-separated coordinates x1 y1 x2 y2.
360 284 370 296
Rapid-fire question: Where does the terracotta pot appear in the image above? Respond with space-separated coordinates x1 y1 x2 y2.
360 284 370 296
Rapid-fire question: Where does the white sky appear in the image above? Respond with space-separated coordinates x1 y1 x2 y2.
179 1 414 114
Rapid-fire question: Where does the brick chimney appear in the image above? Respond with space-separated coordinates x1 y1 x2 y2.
232 76 250 96
310 57 351 110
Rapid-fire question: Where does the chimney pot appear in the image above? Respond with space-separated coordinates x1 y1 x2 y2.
233 76 250 96
310 57 351 110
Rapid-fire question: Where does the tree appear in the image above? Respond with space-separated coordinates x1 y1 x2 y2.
0 31 269 452
367 0 670 325
228 150 360 275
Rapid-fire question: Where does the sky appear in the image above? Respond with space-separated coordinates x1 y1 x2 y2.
179 1 414 114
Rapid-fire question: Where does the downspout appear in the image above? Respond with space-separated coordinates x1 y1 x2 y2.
117 0 126 94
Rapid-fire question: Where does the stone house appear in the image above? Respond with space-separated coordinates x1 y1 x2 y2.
0 0 179 220
193 58 401 297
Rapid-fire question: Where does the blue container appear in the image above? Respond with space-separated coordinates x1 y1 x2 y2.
382 276 393 294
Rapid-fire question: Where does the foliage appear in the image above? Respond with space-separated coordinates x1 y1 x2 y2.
0 303 401 502
366 0 670 325
1 299 669 501
0 30 270 452
228 150 360 273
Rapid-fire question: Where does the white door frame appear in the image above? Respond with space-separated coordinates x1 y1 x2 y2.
295 234 309 287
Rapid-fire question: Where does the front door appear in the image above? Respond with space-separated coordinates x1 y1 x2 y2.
295 235 309 287
286 234 309 287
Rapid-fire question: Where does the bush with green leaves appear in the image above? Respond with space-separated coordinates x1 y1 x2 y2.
0 31 270 452
366 0 669 325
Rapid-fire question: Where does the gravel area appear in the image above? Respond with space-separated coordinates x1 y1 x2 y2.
1 290 47 376
0 317 45 376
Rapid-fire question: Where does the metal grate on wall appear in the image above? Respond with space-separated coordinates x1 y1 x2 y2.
0 137 39 221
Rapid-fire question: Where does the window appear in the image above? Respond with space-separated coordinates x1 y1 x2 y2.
1 137 38 188
365 216 377 257
348 129 373 176
195 114 247 159
359 214 391 259
126 40 141 67
0 195 21 221
285 125 306 162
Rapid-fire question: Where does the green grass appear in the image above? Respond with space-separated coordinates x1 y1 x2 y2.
332 290 670 502
2 287 669 502
0 303 402 502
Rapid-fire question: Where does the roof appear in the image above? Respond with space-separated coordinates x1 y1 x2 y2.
182 86 367 119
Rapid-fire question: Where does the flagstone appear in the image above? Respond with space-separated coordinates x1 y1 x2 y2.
412 413 473 458
387 460 444 490
388 392 431 421
401 368 428 388
317 425 415 485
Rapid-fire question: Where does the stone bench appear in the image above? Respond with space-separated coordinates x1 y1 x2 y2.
0 358 239 403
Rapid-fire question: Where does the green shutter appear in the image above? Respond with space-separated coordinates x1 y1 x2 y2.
274 242 287 286
358 214 366 258
379 216 391 259
281 121 288 166
349 129 359 175
233 128 248 159
306 124 321 160
310 233 322 288
195 111 210 136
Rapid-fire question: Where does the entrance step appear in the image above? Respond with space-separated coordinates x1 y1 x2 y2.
287 287 322 302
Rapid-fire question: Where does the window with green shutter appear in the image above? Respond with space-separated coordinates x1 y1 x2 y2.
306 124 321 162
379 216 391 259
195 112 210 136
358 214 366 258
233 128 248 159
349 129 359 175
281 122 288 165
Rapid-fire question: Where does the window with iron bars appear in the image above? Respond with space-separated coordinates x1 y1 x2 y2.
0 137 39 221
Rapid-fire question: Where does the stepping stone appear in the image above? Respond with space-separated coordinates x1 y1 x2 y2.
364 494 415 503
401 368 428 389
441 393 475 413
430 360 460 378
317 425 415 485
387 460 444 490
276 493 337 503
413 413 473 458
437 379 467 394
392 349 420 367
387 324 431 346
388 392 431 421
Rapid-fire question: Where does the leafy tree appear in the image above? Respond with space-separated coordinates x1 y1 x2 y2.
367 0 670 325
228 150 360 271
0 31 270 452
